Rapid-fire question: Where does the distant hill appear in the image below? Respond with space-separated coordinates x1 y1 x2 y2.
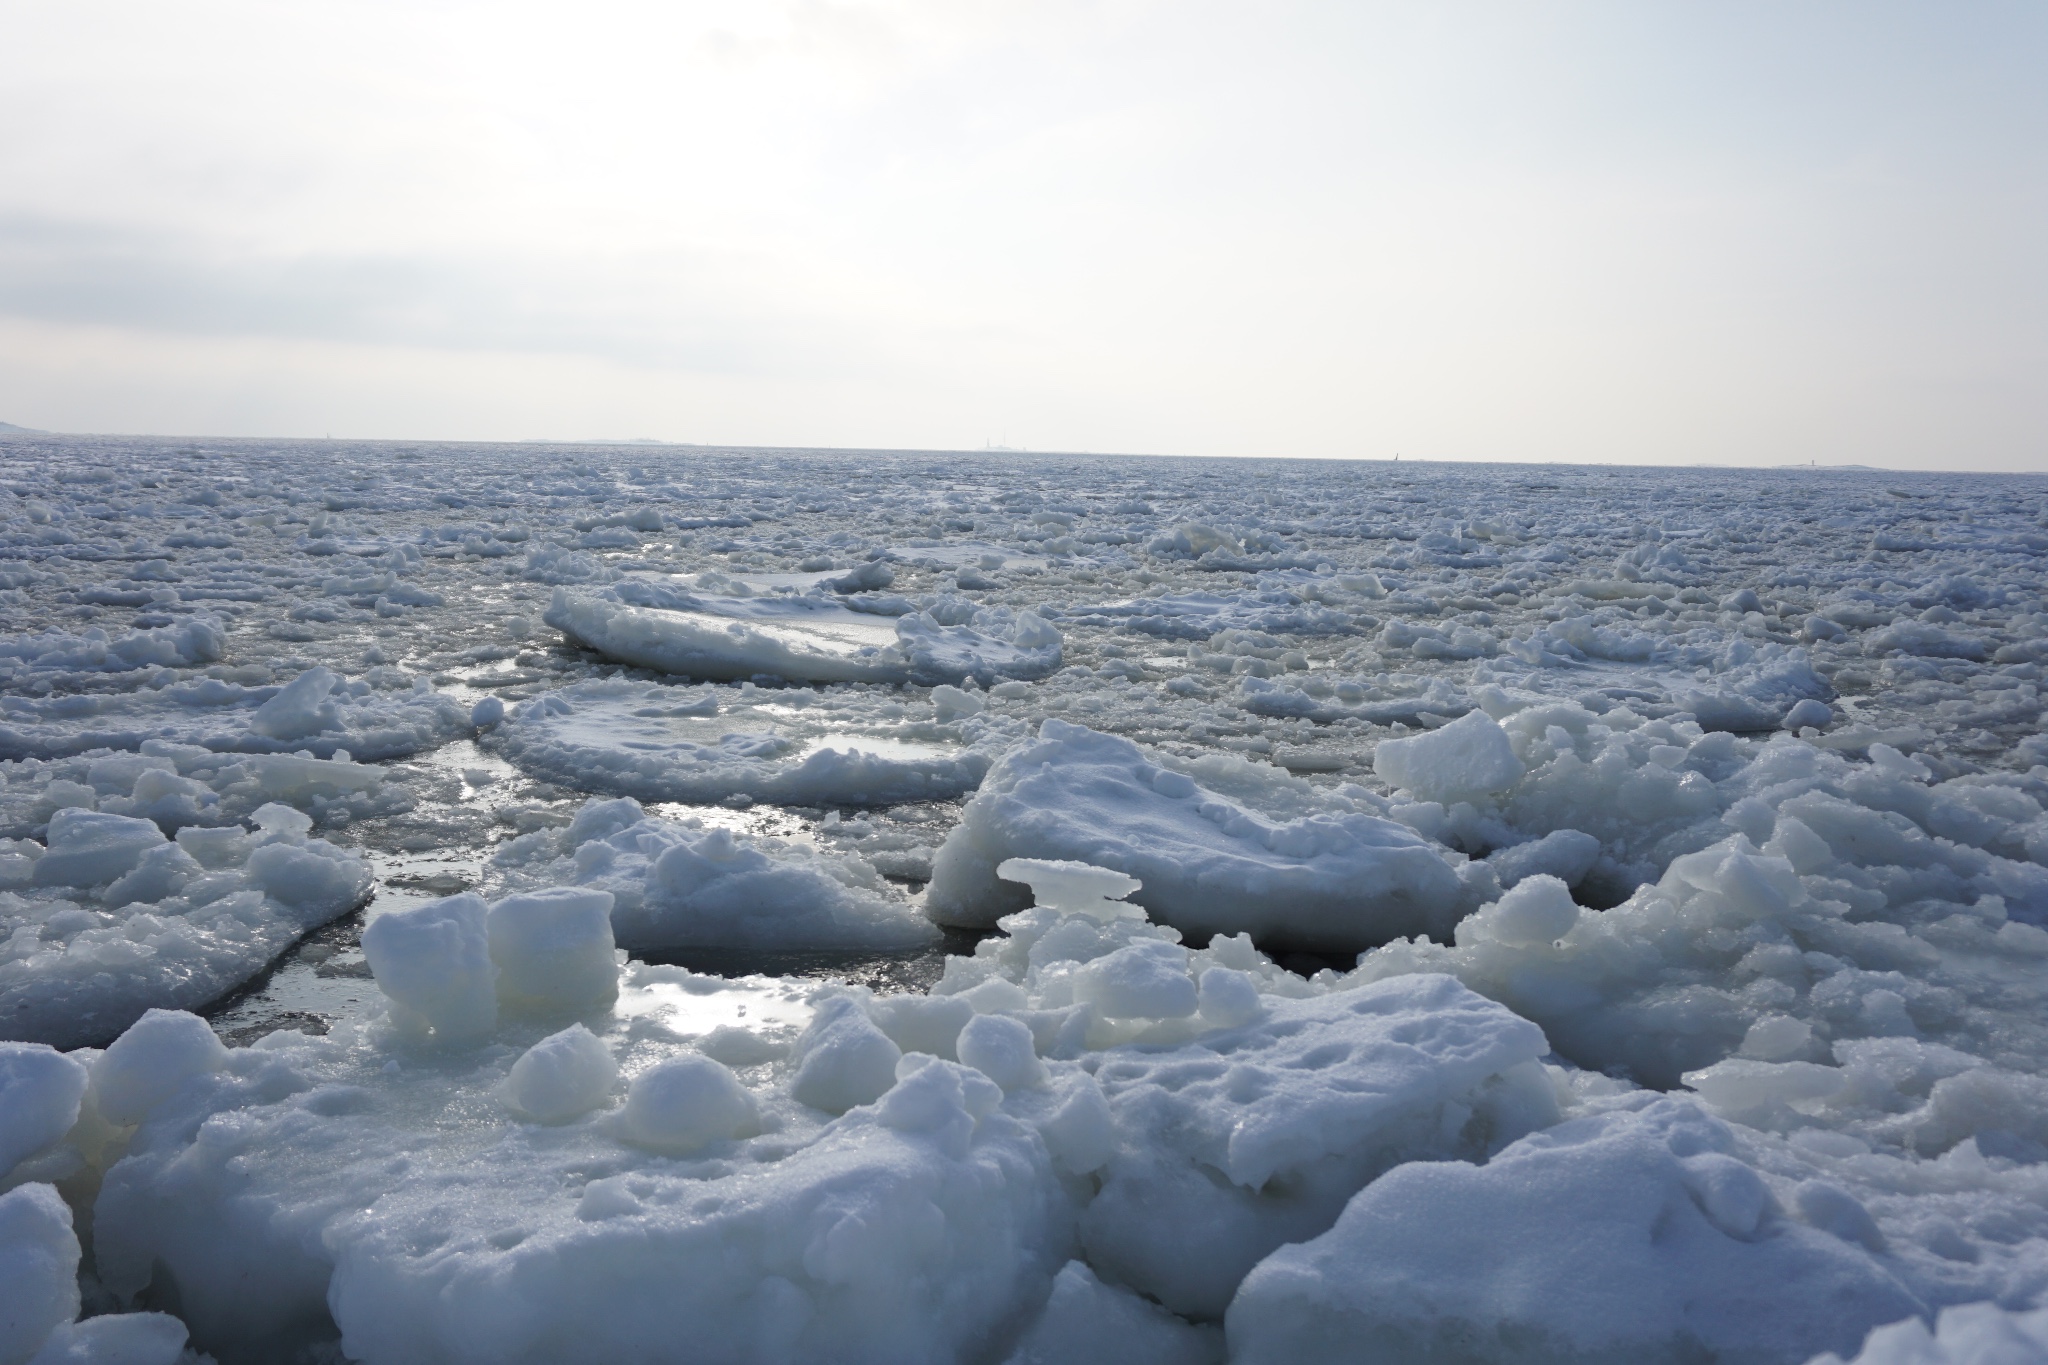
0 420 44 434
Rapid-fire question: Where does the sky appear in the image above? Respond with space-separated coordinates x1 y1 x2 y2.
0 1 2043 470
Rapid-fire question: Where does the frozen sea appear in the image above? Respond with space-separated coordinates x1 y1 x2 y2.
2 433 2047 1365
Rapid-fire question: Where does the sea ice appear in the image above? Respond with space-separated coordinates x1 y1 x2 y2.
2 436 2046 1365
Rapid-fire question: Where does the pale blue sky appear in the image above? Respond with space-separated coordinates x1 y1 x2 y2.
1 1 2042 469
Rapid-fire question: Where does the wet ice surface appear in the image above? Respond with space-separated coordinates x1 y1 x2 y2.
1 433 2047 1365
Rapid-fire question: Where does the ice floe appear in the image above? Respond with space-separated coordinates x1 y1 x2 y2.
490 678 1021 807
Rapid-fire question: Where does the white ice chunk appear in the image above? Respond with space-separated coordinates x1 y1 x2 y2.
615 1054 761 1154
1372 709 1525 805
1081 975 1555 1318
485 887 619 1018
0 1183 79 1365
504 1025 618 1124
362 894 499 1045
791 994 903 1114
956 1013 1047 1093
89 1009 228 1127
31 811 165 889
1467 875 1579 948
0 1044 88 1179
492 802 936 953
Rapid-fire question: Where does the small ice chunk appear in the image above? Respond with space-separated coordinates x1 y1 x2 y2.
0 1183 79 1365
1197 968 1265 1029
32 810 166 889
930 684 985 721
504 1025 617 1123
1485 829 1600 890
23 1312 189 1365
1474 876 1580 948
0 1044 89 1177
790 995 902 1114
90 1009 228 1127
1795 1180 1888 1254
997 858 1144 922
249 666 343 741
1817 1303 2048 1365
1371 709 1524 805
616 1054 760 1154
1074 941 1198 1020
1738 1014 1814 1062
485 887 619 1017
1001 1260 1222 1365
470 696 506 728
362 894 498 1045
956 1013 1047 1092
1783 698 1834 731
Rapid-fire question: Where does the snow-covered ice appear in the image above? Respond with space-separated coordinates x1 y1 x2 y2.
1 431 2046 1363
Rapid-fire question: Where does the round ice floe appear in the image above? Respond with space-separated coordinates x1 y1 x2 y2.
616 1054 760 1154
544 582 1063 686
494 678 1011 806
491 798 938 953
505 1025 618 1123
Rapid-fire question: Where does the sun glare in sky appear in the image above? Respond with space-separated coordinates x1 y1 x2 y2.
1 1 2042 468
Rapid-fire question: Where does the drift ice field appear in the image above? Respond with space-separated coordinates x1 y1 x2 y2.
2 433 2047 1365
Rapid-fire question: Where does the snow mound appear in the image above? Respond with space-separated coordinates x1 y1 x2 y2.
492 797 938 951
1810 1303 2048 1365
0 1182 190 1365
1227 1097 1922 1365
545 583 1062 685
0 665 469 762
491 678 1019 806
0 805 372 1048
925 720 1462 950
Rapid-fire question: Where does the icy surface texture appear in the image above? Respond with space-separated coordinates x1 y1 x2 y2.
0 435 2046 1363
1 805 372 1048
